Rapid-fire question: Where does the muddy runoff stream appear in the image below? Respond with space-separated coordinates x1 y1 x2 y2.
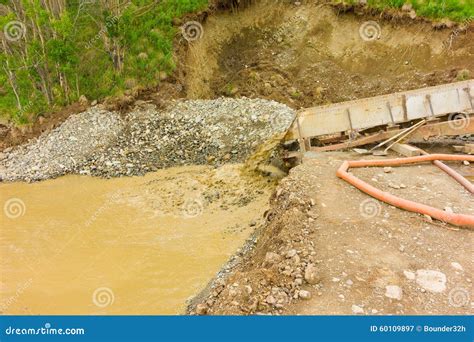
0 162 276 314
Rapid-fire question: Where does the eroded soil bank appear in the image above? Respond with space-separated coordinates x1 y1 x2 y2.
184 1 473 108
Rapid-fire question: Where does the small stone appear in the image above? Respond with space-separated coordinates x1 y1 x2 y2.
463 161 470 166
299 290 311 300
444 207 454 214
450 262 463 271
352 305 364 314
388 182 400 189
383 167 392 173
264 252 282 266
304 264 319 285
79 95 88 106
385 285 403 300
196 303 208 315
403 270 415 280
415 269 446 293
286 249 297 258
266 295 276 305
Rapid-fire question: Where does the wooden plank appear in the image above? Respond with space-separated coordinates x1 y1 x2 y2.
311 131 392 152
390 143 422 157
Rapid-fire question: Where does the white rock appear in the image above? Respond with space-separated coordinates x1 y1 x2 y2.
403 270 415 280
415 269 446 293
444 207 454 214
351 305 364 314
385 285 403 300
450 262 463 271
299 290 311 300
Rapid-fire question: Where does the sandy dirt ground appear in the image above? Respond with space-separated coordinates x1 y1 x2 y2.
192 151 473 315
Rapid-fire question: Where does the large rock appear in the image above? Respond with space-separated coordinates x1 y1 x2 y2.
264 252 282 266
304 264 319 285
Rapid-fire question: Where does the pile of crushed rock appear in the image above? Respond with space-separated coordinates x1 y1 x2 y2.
0 97 295 182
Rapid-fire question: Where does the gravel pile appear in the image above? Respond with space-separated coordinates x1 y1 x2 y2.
0 98 295 181
0 109 123 182
78 97 295 178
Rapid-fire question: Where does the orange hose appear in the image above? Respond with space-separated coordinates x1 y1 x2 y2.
336 154 474 228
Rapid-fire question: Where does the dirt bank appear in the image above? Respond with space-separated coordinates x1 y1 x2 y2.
184 1 473 109
190 151 473 315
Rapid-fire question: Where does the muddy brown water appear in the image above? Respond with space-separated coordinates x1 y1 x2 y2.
0 164 272 314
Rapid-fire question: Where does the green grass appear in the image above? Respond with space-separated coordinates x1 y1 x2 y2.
0 0 208 125
344 0 474 21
